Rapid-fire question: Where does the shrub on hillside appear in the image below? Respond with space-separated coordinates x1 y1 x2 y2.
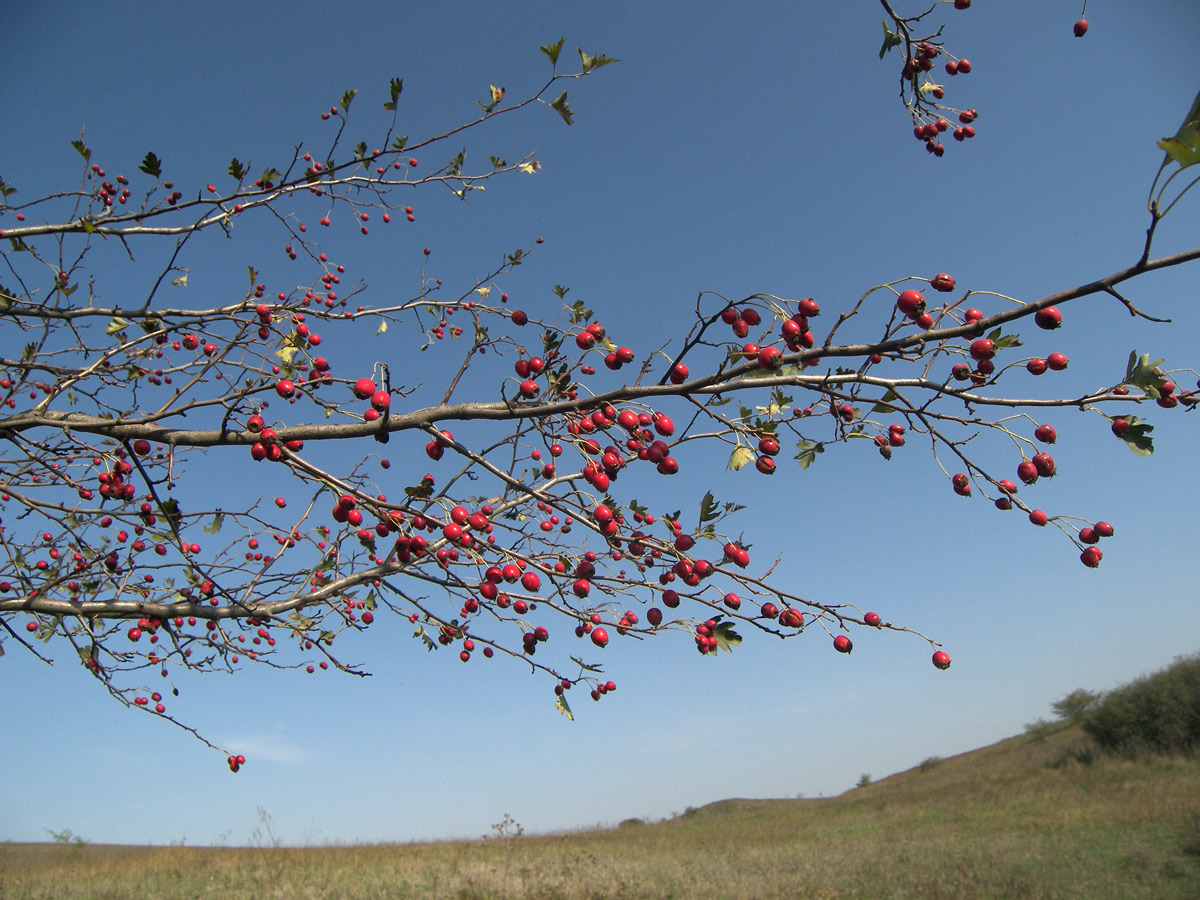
1083 654 1200 756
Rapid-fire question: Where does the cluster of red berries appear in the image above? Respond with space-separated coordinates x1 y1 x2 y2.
91 167 132 207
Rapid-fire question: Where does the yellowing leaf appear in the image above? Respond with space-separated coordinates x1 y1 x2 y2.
1161 87 1200 168
728 445 755 471
555 693 574 720
377 318 388 335
171 273 188 287
475 286 491 299
518 161 541 174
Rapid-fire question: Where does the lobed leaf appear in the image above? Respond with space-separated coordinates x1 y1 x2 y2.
795 440 824 470
549 91 573 125
139 151 162 179
540 37 565 67
879 20 902 59
728 445 755 471
383 77 403 111
555 693 574 720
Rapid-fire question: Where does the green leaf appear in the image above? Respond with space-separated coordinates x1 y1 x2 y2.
1160 87 1200 168
879 20 903 59
203 513 224 534
570 655 604 674
139 152 162 179
549 91 573 125
728 445 755 471
985 327 1022 350
353 141 368 163
228 158 248 180
795 440 824 470
71 139 91 163
578 48 617 74
415 626 436 651
1158 137 1200 169
247 266 259 287
405 474 435 500
1123 350 1168 397
699 491 721 524
274 343 299 367
259 167 281 184
160 498 183 529
384 77 404 111
1114 416 1155 456
871 389 900 414
541 37 565 67
391 135 408 151
0 177 17 198
712 621 742 654
340 89 357 113
80 219 97 234
555 692 574 721
567 299 593 325
106 316 132 335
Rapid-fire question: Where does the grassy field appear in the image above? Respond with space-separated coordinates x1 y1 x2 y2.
3 722 1198 899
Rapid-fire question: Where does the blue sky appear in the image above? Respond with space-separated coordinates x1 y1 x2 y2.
2 0 1199 846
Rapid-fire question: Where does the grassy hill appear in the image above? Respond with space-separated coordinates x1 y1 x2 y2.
3 721 1198 899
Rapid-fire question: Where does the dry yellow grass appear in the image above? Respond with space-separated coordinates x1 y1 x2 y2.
3 724 1198 899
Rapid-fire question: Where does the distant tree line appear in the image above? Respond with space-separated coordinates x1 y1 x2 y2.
1053 654 1200 756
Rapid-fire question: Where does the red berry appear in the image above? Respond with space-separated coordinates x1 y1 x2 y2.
932 650 951 670
1034 424 1057 444
1032 452 1056 478
1034 307 1062 330
864 612 881 627
931 273 956 293
591 627 609 648
1080 546 1102 568
896 289 925 318
1047 352 1069 371
1029 509 1048 527
353 377 376 399
833 635 853 654
1073 18 1089 37
951 473 971 496
969 339 995 361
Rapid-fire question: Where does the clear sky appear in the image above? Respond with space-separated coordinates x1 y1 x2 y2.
2 0 1199 846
